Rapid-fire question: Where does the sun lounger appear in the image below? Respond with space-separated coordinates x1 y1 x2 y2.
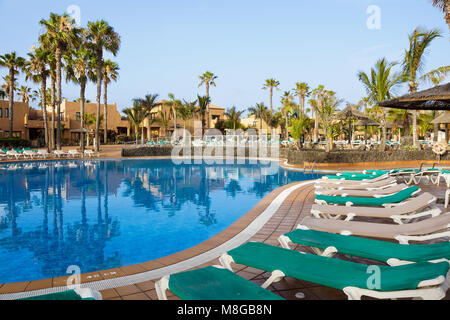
315 186 421 206
6 150 22 160
315 184 409 197
311 192 439 223
155 266 284 300
219 242 449 300
68 150 83 158
19 288 102 300
315 177 398 190
84 150 99 158
300 213 450 244
37 149 51 159
322 173 389 182
23 150 37 159
278 228 450 265
53 150 68 158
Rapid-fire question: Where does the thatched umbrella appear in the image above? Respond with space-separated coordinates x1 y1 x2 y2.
334 105 369 144
379 83 450 110
355 118 379 145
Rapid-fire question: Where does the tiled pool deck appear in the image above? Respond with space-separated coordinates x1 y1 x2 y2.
0 146 449 300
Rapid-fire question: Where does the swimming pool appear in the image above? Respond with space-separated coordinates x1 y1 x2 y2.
0 159 321 284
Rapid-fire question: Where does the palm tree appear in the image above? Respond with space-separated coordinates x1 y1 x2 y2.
431 0 450 32
156 110 172 137
25 47 51 150
281 91 294 139
196 95 211 135
135 94 161 141
315 90 342 151
102 59 119 144
312 85 326 143
18 86 35 105
262 78 280 111
358 58 405 150
198 71 218 130
359 97 371 114
87 20 121 152
248 103 268 133
123 104 145 145
225 106 244 130
289 113 311 149
164 93 182 134
293 82 310 115
0 52 26 138
40 13 80 150
84 113 103 147
402 27 441 148
177 100 196 132
420 66 450 86
64 40 95 153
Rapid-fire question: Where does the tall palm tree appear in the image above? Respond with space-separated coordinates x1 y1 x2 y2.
281 91 294 139
177 100 196 132
248 103 268 133
358 58 405 151
293 82 310 115
156 110 172 137
164 93 182 134
402 27 441 148
123 104 145 145
25 47 51 150
64 41 95 153
197 95 211 135
432 0 450 32
18 86 35 105
315 90 342 151
0 52 26 138
198 71 218 130
40 13 80 150
102 59 119 144
87 20 121 152
312 85 326 143
420 66 450 86
225 106 244 130
262 78 280 111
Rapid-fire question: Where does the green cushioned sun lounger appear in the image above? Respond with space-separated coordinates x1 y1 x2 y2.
279 228 450 265
324 173 385 181
20 289 101 300
155 266 284 300
220 242 449 300
315 186 420 206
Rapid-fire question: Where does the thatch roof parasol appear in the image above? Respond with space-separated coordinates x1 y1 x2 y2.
334 105 367 120
379 83 450 110
430 112 450 124
355 118 380 126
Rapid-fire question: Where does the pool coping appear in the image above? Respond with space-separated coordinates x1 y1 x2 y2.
0 157 317 299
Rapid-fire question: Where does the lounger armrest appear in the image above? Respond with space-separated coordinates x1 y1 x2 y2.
155 276 170 300
219 254 236 272
75 288 102 300
391 208 442 225
278 235 293 249
395 231 450 245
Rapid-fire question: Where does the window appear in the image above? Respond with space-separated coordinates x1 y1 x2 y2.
5 108 8 118
76 112 81 120
0 108 2 118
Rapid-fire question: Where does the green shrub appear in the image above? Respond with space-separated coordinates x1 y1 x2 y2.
0 138 32 149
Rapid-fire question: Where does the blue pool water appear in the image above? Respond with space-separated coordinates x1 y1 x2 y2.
0 159 321 283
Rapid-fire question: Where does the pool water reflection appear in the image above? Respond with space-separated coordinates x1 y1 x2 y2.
0 159 321 283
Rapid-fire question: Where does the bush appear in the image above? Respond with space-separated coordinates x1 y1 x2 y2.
0 138 32 149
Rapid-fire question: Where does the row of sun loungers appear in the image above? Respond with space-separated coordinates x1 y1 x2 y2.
0 148 99 160
153 170 450 301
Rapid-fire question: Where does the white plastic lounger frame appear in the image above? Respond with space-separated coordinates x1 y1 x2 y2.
218 248 449 300
74 288 102 300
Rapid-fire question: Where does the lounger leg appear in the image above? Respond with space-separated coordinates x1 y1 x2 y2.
445 190 450 209
155 276 170 300
261 270 286 289
278 235 293 249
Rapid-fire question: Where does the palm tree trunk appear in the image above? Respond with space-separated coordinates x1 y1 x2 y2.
314 108 319 143
206 84 210 131
40 75 49 152
95 49 103 152
270 87 273 111
80 81 86 153
8 68 14 138
55 47 62 150
51 75 56 150
103 80 108 145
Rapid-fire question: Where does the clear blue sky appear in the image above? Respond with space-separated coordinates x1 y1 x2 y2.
0 0 448 114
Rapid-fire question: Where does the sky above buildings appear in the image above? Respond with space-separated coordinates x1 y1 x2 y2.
0 0 448 114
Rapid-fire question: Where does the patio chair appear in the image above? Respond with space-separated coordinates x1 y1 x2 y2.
84 150 99 158
219 242 449 300
6 150 23 160
37 149 51 159
315 184 409 197
23 150 37 159
311 192 438 224
278 228 450 266
20 288 102 301
300 213 450 244
315 186 421 206
155 266 284 300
